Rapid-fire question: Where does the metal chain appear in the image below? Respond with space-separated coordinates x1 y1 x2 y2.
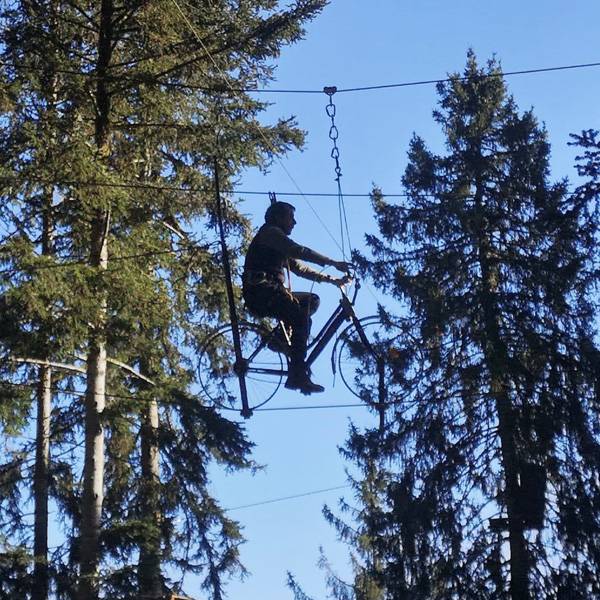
323 85 353 261
324 86 342 182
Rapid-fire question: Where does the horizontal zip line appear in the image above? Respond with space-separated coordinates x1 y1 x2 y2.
1 175 579 198
53 60 600 95
0 379 375 411
0 175 403 196
325 60 600 94
224 484 350 511
164 60 600 93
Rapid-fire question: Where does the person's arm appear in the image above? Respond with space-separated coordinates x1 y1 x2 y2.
289 259 353 287
264 226 352 272
289 259 333 283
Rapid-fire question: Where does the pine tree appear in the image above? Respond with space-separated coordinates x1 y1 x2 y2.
2 1 328 598
1 4 88 598
330 53 600 599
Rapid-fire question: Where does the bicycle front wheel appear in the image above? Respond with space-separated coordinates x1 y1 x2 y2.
335 317 396 403
198 322 287 411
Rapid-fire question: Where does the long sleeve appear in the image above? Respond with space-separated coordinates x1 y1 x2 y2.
245 224 336 284
289 258 333 283
261 226 333 266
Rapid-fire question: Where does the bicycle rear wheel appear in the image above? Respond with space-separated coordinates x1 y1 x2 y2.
198 322 287 411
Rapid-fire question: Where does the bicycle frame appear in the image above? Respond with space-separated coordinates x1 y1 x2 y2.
242 278 380 380
305 280 362 368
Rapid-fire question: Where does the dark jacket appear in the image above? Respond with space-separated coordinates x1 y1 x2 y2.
243 224 332 284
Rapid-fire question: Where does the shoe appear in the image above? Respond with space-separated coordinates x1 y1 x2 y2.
266 324 291 355
285 369 325 395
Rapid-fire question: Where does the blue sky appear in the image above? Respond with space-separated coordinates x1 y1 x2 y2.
203 2 600 599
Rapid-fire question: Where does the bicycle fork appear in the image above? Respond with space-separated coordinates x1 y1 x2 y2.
335 297 387 432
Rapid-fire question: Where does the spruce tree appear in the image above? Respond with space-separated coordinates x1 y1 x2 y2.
1 3 87 598
2 1 328 598
327 53 600 599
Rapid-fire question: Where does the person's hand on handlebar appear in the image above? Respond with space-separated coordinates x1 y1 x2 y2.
331 260 354 274
332 273 353 288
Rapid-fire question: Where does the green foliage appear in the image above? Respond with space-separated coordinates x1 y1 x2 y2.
326 53 600 599
0 382 31 433
0 544 31 600
1 0 327 597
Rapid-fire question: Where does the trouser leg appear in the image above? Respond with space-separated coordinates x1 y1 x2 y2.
288 292 319 371
281 296 311 371
243 284 325 394
244 285 319 370
243 285 320 372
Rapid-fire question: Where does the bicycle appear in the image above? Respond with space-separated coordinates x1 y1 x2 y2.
197 277 395 416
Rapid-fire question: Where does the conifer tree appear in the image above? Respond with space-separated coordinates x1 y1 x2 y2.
1 3 88 598
2 1 328 598
323 53 600 599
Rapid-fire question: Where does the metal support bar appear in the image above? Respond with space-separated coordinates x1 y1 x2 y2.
213 158 252 418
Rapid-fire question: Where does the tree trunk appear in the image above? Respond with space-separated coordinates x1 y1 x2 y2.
32 149 57 600
493 390 529 600
477 224 530 600
77 217 109 600
77 2 113 597
32 365 52 600
137 396 163 599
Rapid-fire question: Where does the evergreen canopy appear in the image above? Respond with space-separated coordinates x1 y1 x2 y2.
0 1 327 599
312 53 600 600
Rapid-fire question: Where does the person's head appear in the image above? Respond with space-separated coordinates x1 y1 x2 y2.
264 201 296 235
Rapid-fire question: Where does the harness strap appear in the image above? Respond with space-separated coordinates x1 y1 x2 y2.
243 270 282 286
285 262 292 292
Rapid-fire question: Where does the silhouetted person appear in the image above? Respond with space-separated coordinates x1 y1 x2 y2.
243 202 351 394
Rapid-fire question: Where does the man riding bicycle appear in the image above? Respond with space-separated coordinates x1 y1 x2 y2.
243 201 351 394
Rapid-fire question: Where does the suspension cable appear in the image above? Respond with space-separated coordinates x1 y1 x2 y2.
168 0 345 255
324 86 353 261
